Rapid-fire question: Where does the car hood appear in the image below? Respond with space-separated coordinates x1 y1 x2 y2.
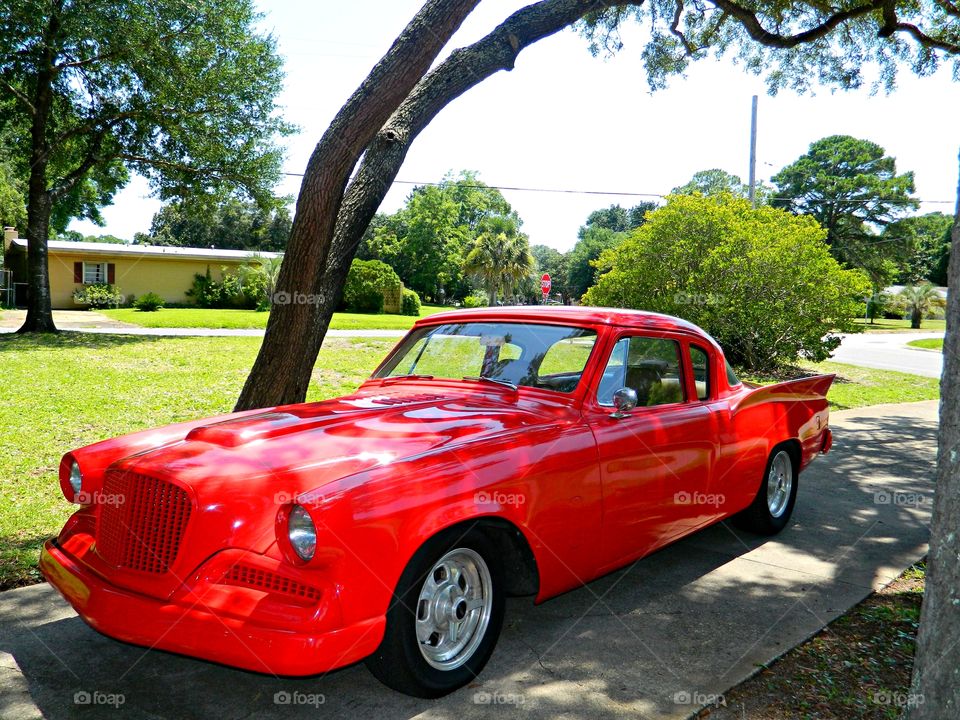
118 385 554 489
106 385 567 572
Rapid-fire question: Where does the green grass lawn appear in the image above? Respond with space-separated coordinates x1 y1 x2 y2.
798 361 940 411
907 337 944 351
100 305 449 330
852 317 946 333
0 335 940 590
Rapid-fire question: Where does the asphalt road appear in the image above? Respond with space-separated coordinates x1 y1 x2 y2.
0 401 938 720
831 332 943 378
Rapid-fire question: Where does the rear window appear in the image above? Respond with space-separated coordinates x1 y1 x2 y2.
725 359 741 387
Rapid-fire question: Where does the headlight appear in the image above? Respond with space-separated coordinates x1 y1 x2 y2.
288 505 316 562
69 461 83 495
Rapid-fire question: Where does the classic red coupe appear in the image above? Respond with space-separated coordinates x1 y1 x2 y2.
42 306 833 697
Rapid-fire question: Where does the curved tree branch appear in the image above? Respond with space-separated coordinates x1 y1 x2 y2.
0 78 36 115
331 0 633 272
879 0 960 52
708 0 884 48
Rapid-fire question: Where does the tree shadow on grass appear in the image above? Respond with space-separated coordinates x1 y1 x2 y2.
0 331 170 354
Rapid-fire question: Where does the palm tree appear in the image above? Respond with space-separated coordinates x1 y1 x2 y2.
898 283 945 329
464 219 534 305
246 253 284 303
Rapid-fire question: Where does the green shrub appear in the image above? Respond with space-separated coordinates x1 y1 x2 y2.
187 264 268 310
342 259 402 313
584 193 870 372
401 288 421 316
73 283 124 309
463 294 487 308
186 269 224 308
133 292 165 312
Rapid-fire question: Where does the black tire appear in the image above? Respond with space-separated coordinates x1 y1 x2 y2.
733 445 799 535
365 525 505 698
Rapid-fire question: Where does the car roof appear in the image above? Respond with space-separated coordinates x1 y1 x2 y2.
414 305 711 338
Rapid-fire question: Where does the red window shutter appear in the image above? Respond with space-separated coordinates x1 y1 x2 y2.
107 263 115 284
74 262 83 283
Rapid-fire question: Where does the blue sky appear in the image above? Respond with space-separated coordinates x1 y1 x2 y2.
71 1 960 252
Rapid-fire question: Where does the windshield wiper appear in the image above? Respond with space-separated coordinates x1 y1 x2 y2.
463 375 518 391
381 374 434 384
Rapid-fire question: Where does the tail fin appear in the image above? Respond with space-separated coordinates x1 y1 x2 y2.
731 374 835 414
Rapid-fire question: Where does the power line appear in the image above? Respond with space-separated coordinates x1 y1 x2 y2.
278 172 957 205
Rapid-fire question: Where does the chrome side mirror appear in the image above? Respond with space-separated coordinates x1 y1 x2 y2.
610 387 638 419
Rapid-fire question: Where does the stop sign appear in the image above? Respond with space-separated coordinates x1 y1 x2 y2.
540 273 551 297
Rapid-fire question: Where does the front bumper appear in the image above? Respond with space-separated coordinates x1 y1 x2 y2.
40 539 385 676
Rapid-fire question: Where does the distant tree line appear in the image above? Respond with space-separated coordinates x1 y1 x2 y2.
357 170 534 305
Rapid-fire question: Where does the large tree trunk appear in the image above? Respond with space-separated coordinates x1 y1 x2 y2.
909 152 960 717
20 190 56 333
236 0 617 410
18 16 58 334
234 0 480 410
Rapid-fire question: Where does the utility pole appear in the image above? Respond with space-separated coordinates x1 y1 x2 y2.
749 95 758 208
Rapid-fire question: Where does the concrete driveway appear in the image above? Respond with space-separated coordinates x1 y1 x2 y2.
832 331 944 378
0 401 937 720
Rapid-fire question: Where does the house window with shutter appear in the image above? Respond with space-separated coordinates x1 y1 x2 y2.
77 261 114 284
83 262 107 284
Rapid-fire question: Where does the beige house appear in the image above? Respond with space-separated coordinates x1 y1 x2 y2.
3 228 280 309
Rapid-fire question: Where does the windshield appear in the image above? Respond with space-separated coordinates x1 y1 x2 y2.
375 322 598 394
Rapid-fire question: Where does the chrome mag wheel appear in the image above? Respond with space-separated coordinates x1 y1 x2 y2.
767 450 793 518
415 547 493 671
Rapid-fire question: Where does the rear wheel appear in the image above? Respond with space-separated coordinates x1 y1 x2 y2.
733 447 798 535
365 527 504 697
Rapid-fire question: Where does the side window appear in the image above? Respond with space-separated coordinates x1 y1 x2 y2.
689 345 710 401
597 336 685 407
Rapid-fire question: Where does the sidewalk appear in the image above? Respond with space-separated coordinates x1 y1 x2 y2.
0 310 407 338
0 401 938 719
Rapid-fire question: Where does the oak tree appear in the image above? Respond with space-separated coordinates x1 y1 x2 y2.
0 0 291 332
772 135 918 292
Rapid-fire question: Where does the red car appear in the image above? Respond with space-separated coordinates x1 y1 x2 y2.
42 307 833 697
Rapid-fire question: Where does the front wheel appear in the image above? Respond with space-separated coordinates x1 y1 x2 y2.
365 527 504 698
733 447 798 535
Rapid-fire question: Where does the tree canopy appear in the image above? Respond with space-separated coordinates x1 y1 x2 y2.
883 212 953 285
2 0 293 331
772 135 918 290
583 202 657 233
138 196 292 252
584 193 870 371
362 171 521 302
672 169 752 198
